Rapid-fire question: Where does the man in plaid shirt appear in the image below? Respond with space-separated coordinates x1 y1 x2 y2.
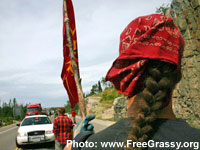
53 107 73 150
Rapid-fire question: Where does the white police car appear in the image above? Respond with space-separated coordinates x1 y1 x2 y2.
16 115 54 147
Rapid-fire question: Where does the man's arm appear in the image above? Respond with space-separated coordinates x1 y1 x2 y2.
71 129 73 138
70 119 74 139
53 119 58 136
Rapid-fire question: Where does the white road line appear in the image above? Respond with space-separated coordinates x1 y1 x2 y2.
0 126 18 135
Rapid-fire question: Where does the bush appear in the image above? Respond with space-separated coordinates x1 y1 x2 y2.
0 117 14 126
100 87 124 104
14 115 21 121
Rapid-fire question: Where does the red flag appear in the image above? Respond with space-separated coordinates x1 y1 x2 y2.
61 0 79 108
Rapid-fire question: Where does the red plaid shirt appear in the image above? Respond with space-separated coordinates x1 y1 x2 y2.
53 115 73 144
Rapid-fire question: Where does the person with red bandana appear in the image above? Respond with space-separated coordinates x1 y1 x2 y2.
65 14 200 150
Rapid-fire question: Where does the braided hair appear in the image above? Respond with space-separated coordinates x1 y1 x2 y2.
126 60 181 150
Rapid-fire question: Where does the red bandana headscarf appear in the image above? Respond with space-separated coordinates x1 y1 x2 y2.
106 14 185 98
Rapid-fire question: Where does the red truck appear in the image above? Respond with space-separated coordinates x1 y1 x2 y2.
26 104 42 116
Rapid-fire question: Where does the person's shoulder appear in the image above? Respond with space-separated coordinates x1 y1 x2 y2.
53 116 60 122
63 115 72 121
170 118 200 131
154 118 198 130
153 118 200 142
156 118 199 130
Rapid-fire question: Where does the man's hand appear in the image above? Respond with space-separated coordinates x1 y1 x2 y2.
64 144 72 150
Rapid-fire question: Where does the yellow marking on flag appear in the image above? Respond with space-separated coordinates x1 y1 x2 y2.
66 39 76 52
71 28 76 36
66 61 74 74
73 40 77 51
65 76 76 102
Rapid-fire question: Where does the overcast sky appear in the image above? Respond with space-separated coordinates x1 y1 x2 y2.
0 0 172 107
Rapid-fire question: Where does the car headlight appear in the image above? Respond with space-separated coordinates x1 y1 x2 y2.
17 132 27 137
45 130 53 134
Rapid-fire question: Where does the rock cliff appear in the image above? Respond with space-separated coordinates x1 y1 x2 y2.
85 97 114 120
85 96 127 121
169 0 200 128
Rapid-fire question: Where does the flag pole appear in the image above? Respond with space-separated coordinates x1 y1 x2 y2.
63 0 86 119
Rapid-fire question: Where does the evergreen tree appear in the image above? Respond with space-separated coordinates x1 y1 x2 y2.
13 98 17 116
13 98 17 107
90 84 98 94
98 81 102 93
101 77 107 88
65 101 79 114
9 99 12 107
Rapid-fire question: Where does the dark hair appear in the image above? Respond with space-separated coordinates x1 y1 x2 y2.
57 107 65 114
126 60 181 150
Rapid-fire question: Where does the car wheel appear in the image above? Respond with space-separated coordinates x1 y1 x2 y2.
15 139 22 148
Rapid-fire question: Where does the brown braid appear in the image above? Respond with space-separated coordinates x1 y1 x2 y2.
126 60 180 150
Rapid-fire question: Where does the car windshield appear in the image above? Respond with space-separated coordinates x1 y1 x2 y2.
27 107 39 112
21 117 51 126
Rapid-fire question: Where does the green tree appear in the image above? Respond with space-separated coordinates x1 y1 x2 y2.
9 99 12 107
13 98 17 107
90 84 99 95
98 81 102 93
21 104 27 119
156 4 169 15
0 99 26 126
101 77 107 88
13 98 17 116
65 101 79 115
1 102 13 117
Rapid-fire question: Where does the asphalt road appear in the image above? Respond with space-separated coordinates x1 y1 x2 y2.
0 123 54 150
75 116 115 133
0 116 115 150
0 124 19 150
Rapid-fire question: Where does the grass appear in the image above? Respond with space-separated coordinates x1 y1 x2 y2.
93 87 125 105
101 118 115 122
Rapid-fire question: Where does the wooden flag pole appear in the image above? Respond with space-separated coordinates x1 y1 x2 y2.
63 0 86 119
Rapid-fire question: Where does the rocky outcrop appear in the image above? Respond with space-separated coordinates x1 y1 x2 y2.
85 97 114 120
85 96 127 121
113 97 127 121
169 0 200 127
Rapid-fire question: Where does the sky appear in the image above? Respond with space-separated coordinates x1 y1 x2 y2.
0 0 172 107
